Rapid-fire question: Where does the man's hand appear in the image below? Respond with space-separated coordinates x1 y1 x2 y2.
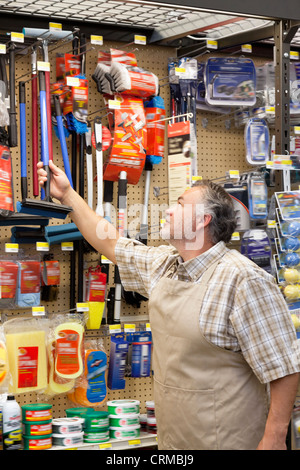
37 159 71 203
256 373 299 450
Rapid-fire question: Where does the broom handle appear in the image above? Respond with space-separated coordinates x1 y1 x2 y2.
19 81 27 200
31 47 39 196
39 70 50 200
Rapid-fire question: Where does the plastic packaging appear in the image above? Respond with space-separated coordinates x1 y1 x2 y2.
68 339 108 407
108 334 129 390
245 118 269 165
4 317 48 394
2 395 22 450
0 327 8 388
53 314 85 380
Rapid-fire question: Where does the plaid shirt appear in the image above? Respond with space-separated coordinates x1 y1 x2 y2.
115 237 300 384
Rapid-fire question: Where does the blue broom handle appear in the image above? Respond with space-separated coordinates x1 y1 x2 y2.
54 95 73 188
39 71 50 199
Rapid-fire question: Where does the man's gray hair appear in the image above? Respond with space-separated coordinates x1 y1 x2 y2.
192 179 237 244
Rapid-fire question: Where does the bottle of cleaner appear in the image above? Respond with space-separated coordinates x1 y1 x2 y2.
2 395 22 450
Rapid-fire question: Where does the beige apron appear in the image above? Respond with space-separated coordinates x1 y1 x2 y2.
149 257 268 450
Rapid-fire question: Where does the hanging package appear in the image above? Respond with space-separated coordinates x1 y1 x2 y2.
248 174 268 220
205 57 256 107
4 317 48 394
245 118 270 165
0 145 14 217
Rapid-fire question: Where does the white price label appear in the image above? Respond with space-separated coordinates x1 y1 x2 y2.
108 99 121 109
37 61 50 72
66 76 80 87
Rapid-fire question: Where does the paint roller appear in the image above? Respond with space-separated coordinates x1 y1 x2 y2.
17 70 72 219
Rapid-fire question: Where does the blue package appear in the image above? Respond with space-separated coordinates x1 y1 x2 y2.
205 57 256 106
127 332 152 378
108 334 129 390
248 176 268 220
241 229 272 273
245 118 269 165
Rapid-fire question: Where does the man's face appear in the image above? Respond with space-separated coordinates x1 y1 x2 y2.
160 187 206 247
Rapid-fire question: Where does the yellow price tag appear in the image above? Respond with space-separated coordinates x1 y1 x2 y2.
134 35 146 45
36 241 49 251
76 303 89 312
5 243 19 253
206 39 218 49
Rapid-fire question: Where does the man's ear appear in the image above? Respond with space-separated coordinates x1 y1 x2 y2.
195 213 211 231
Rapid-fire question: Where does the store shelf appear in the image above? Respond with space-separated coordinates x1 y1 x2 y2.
49 432 157 451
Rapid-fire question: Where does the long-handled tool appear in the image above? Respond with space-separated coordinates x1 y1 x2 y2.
8 43 17 148
94 117 104 217
54 94 73 187
17 71 72 219
31 46 39 196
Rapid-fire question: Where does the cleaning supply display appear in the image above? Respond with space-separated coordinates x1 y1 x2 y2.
53 315 84 381
22 420 52 436
146 401 156 434
0 260 18 309
4 317 48 394
126 331 152 378
241 230 272 274
248 174 268 220
108 400 140 440
16 259 41 308
52 417 84 447
245 118 269 165
0 327 8 388
84 410 109 443
21 403 52 422
109 413 140 427
52 430 83 447
0 144 14 217
41 259 60 302
22 403 53 450
205 57 256 107
107 399 140 415
2 395 22 450
107 334 129 390
45 335 75 398
68 339 108 407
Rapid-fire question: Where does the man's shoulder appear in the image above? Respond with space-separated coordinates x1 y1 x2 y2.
219 247 274 283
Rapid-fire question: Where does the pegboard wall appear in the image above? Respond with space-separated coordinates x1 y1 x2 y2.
0 32 272 417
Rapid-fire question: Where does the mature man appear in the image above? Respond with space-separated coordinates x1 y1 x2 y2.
38 160 299 450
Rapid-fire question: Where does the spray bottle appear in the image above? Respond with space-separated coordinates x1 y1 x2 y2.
2 395 22 450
